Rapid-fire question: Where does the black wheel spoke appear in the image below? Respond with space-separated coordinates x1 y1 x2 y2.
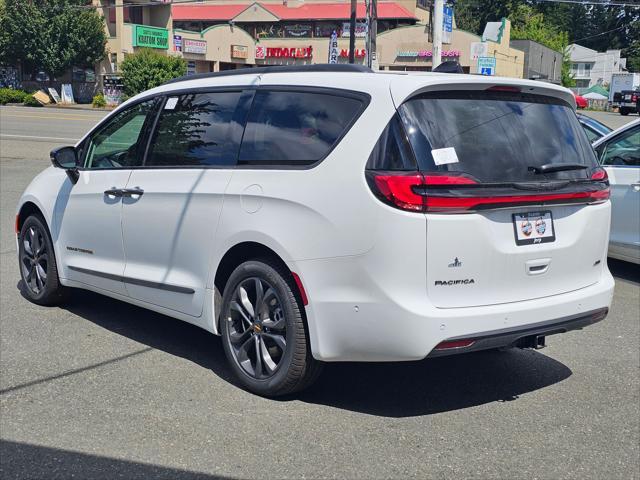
262 332 286 352
20 224 48 295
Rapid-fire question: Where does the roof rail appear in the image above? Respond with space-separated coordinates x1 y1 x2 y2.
164 64 373 85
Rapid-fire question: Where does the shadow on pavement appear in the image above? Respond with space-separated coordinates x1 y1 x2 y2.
608 258 639 285
29 287 572 418
0 440 230 480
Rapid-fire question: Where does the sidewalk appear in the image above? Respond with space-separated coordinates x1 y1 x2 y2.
44 103 113 112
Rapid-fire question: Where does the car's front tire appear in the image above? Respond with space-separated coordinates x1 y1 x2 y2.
18 214 66 306
220 259 321 396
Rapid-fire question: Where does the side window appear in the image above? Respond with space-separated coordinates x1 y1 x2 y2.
238 90 364 166
583 127 600 143
366 114 416 170
601 127 640 167
84 99 155 169
146 91 244 167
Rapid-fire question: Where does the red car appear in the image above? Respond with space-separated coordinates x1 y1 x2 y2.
574 93 588 109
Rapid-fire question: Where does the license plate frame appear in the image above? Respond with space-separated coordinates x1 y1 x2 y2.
512 210 556 246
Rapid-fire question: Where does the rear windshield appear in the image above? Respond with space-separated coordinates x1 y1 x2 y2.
399 91 598 182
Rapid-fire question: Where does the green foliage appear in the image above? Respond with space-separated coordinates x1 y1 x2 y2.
0 0 107 79
0 88 28 104
23 94 43 107
120 49 187 97
92 92 106 108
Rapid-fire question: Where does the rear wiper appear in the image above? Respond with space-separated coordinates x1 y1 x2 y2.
528 163 588 174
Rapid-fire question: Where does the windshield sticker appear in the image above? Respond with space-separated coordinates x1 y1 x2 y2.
431 147 459 166
164 97 179 110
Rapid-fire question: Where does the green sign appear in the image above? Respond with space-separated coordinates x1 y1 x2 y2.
132 25 169 49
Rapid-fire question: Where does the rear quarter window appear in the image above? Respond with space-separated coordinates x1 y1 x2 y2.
238 89 366 166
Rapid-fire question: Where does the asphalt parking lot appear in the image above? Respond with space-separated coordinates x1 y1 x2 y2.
1 105 638 479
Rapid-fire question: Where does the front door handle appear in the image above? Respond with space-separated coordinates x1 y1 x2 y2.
121 188 144 197
104 188 123 197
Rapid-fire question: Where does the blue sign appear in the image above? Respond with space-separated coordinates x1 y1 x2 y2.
477 56 496 76
443 6 453 44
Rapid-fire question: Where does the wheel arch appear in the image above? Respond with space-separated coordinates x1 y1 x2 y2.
16 201 46 233
213 241 308 332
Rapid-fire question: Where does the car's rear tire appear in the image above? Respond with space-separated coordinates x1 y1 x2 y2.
18 214 67 306
620 107 629 116
220 259 322 397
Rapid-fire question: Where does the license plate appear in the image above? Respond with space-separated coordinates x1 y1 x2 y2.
512 211 555 246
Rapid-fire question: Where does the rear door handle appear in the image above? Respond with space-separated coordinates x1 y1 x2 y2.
104 188 123 197
121 188 144 197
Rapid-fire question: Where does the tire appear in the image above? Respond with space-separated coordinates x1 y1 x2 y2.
18 214 67 306
220 259 322 396
620 108 629 116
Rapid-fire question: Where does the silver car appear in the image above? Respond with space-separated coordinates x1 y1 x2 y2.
593 119 640 264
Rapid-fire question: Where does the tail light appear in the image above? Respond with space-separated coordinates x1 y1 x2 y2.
632 94 638 102
367 170 609 213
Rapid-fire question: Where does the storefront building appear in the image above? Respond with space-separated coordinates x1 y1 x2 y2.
97 0 524 94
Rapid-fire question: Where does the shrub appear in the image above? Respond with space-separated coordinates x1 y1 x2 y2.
121 48 186 97
23 94 43 107
92 93 106 108
0 88 28 105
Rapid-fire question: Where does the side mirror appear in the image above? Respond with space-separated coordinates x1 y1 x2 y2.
50 146 79 184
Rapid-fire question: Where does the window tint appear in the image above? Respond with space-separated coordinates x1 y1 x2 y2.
601 126 640 167
238 90 364 165
84 100 155 169
146 92 244 167
399 91 598 182
366 114 416 170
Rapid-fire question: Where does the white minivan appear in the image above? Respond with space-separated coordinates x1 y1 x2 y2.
16 65 614 396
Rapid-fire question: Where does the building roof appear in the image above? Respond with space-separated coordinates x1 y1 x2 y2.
172 4 249 21
172 2 416 22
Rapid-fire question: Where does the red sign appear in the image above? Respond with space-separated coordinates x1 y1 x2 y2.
265 46 313 58
339 49 366 58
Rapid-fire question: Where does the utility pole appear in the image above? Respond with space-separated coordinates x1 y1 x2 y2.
366 0 378 69
432 0 443 70
349 0 357 64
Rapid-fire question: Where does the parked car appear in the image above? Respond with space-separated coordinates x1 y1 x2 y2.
15 65 614 396
577 113 612 142
574 93 588 109
616 90 639 116
593 119 640 264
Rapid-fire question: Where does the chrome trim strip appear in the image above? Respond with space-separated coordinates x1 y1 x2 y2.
67 266 195 294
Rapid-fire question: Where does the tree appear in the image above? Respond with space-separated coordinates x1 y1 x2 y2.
120 49 186 97
0 0 106 80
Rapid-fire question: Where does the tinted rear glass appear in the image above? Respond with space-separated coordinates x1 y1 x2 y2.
238 90 364 165
399 91 598 182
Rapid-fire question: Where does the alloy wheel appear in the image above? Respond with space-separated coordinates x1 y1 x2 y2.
21 225 48 295
226 277 287 379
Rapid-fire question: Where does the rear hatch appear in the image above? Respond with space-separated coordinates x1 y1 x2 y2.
376 87 610 308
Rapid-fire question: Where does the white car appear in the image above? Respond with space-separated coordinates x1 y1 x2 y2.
592 119 640 264
16 65 615 396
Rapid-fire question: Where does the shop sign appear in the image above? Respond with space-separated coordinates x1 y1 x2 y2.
284 24 313 38
184 39 207 55
61 84 75 104
339 49 366 58
187 60 197 76
342 21 368 38
256 45 266 59
396 50 460 58
470 42 488 61
173 35 182 52
132 25 169 49
261 46 313 59
328 31 339 64
231 45 249 59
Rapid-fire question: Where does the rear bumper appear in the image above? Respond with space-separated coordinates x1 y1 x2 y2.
427 307 608 357
298 253 615 362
